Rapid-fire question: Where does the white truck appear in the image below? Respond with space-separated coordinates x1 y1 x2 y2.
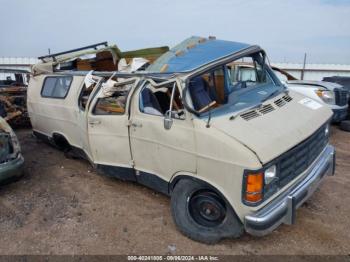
28 37 335 243
228 64 349 123
272 67 349 122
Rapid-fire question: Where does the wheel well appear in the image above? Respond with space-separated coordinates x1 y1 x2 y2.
170 175 241 221
170 176 224 200
52 133 71 151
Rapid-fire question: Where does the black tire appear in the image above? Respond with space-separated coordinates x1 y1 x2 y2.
340 120 350 132
171 179 243 244
63 149 80 159
52 134 71 151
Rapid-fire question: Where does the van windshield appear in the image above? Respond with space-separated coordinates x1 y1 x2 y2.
187 51 285 117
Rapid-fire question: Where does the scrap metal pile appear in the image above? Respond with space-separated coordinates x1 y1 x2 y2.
0 69 30 127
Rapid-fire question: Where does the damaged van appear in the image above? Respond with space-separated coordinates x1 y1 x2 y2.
28 37 335 243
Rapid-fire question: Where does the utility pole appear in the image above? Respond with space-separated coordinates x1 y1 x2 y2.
301 53 307 80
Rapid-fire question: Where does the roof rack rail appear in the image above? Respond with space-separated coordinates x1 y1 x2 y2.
38 41 108 61
0 68 30 74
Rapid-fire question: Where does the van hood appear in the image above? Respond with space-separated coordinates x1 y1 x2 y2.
209 92 332 164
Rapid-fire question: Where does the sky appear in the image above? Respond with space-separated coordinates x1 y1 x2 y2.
1 0 350 64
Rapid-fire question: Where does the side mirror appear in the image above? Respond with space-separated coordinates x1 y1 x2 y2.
164 111 173 130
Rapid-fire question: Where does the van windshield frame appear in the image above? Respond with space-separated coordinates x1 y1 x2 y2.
184 51 286 118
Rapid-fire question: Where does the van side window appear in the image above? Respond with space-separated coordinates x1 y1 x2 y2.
41 76 72 98
93 81 133 115
139 83 185 119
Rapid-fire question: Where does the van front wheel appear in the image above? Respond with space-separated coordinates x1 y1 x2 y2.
171 179 243 244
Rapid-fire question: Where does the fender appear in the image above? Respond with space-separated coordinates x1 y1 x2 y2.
169 171 243 223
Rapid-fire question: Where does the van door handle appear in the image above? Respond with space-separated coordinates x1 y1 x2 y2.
131 122 142 128
89 120 101 126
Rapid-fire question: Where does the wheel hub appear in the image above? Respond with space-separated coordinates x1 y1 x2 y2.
188 190 226 227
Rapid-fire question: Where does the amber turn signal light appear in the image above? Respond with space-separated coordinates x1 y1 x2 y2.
244 172 264 203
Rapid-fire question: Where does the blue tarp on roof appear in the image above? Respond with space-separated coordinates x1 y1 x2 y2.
147 36 251 73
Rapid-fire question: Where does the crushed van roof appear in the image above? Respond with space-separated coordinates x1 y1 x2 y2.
147 36 251 73
32 42 169 75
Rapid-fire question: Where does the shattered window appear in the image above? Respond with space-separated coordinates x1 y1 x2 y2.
41 76 72 98
139 82 185 119
93 80 134 115
79 83 98 111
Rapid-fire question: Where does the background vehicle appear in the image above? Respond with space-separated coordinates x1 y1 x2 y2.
28 37 335 244
323 76 350 94
0 117 24 184
232 65 349 122
0 68 30 127
273 68 349 123
323 76 350 127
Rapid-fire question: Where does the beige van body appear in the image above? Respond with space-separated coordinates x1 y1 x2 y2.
28 37 335 243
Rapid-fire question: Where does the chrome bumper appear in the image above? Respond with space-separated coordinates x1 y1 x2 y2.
244 144 335 236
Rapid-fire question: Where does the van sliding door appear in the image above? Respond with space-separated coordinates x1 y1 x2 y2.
87 78 136 180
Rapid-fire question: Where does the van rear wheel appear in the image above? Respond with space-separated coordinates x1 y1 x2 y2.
171 179 243 244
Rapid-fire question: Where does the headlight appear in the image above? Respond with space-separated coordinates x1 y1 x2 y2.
243 165 278 205
264 165 277 184
244 172 263 203
315 90 335 105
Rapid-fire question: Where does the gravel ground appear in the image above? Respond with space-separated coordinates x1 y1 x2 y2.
0 127 349 255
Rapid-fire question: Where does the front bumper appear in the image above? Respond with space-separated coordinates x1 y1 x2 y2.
244 144 335 236
0 154 24 183
332 108 348 122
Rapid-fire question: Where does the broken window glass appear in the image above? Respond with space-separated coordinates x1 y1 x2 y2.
139 82 184 119
93 80 134 115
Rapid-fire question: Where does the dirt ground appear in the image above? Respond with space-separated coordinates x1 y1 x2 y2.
0 127 349 255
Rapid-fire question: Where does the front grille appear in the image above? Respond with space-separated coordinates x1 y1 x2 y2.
277 123 329 187
334 88 348 106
